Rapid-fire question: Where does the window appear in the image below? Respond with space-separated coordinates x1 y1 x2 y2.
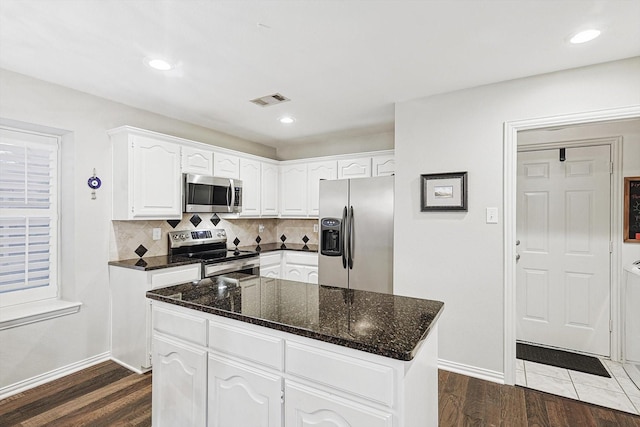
0 127 59 308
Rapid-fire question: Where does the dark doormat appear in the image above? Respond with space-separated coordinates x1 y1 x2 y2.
516 342 610 378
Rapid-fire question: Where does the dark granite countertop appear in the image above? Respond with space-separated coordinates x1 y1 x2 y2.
108 255 200 271
237 243 318 253
146 274 444 361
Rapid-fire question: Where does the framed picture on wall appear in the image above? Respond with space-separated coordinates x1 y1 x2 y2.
420 171 468 211
624 176 640 243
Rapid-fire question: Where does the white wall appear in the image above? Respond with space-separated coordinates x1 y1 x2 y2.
0 68 274 390
394 57 640 378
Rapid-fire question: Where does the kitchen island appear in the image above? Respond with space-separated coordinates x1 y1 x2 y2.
146 273 444 427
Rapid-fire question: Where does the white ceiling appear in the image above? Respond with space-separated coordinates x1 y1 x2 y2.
1 0 639 149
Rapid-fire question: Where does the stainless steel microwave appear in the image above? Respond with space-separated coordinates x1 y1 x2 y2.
183 174 242 213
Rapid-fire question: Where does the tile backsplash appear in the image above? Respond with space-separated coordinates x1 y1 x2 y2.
110 215 319 261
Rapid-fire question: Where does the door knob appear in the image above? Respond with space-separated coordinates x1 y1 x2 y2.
516 240 521 246
516 254 521 261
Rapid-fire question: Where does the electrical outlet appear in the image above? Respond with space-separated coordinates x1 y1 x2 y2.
313 224 318 233
486 207 498 224
258 224 265 233
152 228 161 240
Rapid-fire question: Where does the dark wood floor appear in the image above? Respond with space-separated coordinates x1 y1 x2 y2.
1 360 639 426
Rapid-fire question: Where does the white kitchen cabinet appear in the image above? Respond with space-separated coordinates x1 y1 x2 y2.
280 163 308 216
337 157 371 179
110 130 182 220
152 334 207 427
261 162 279 216
208 354 282 427
108 263 201 373
307 160 337 216
285 381 392 427
150 302 439 427
283 252 318 284
181 146 214 175
239 157 261 216
372 154 395 177
213 151 240 179
260 252 282 279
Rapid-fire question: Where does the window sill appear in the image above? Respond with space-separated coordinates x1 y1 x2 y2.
0 299 82 331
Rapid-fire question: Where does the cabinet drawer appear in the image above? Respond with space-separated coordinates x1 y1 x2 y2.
283 251 318 266
149 264 201 288
259 252 282 267
209 320 283 371
153 305 208 346
286 341 395 407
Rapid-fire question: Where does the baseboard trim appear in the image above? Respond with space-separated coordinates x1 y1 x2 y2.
0 351 111 400
438 358 505 384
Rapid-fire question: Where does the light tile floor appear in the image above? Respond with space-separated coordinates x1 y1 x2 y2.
516 358 640 415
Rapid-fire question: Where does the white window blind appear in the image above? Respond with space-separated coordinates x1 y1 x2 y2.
0 128 58 307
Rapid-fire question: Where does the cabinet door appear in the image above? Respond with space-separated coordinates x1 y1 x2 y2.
285 381 392 427
208 354 282 427
131 135 182 219
337 158 371 179
284 265 304 282
261 264 281 279
240 157 261 216
307 160 337 216
372 155 395 177
182 146 214 175
152 334 207 427
305 267 319 285
261 162 279 216
213 152 240 179
280 164 308 216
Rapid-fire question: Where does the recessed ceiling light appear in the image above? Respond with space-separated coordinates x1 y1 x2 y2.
145 58 174 71
570 29 601 44
279 116 295 124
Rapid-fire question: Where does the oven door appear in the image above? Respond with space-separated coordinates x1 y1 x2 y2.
204 257 260 278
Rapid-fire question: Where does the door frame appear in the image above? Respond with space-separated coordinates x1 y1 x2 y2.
503 105 640 385
517 138 619 356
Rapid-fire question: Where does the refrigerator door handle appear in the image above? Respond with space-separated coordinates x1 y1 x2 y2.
348 206 354 269
341 206 347 269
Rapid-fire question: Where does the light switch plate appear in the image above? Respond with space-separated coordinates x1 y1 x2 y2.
258 224 265 233
486 207 498 224
152 228 161 240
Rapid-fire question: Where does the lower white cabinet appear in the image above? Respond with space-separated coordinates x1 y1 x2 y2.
260 252 282 279
150 302 438 427
285 381 392 427
283 252 318 284
152 334 207 427
208 354 282 427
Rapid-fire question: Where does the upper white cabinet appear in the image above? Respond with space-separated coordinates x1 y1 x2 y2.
261 162 279 216
111 129 182 220
280 164 308 216
338 157 372 179
372 154 395 177
239 157 261 216
182 146 214 175
307 160 337 216
214 152 240 179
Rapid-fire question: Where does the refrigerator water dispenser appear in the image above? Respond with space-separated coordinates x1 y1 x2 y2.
320 217 342 256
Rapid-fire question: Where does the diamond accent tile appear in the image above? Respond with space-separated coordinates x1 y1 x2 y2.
166 219 181 229
134 244 148 258
280 243 287 249
256 235 262 243
280 234 287 242
302 235 309 243
233 237 240 246
190 214 202 227
210 213 220 226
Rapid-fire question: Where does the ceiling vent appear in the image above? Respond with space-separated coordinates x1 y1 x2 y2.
250 93 290 107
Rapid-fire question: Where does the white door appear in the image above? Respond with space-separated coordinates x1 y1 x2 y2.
516 145 611 356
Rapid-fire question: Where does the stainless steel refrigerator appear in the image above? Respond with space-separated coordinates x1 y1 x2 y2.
318 175 394 293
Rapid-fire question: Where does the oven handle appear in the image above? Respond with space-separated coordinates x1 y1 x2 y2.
204 258 260 277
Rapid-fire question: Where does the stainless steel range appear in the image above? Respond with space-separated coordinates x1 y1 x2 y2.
168 229 259 278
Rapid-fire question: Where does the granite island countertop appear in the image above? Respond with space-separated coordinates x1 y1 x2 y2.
146 273 444 361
